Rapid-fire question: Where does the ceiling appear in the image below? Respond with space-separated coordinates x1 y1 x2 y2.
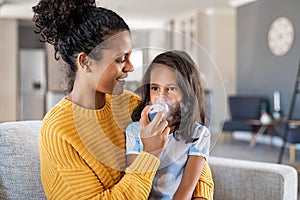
0 0 257 28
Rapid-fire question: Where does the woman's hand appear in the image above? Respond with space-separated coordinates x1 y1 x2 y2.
139 105 170 158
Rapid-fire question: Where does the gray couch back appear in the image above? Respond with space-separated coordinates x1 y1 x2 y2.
208 157 298 200
0 120 46 199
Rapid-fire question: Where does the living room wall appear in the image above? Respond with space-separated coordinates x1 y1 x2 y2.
237 0 300 118
0 19 18 122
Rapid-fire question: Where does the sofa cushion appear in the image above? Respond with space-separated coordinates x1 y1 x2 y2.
0 120 46 199
208 157 298 200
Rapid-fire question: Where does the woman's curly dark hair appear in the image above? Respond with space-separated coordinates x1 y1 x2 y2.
32 0 130 92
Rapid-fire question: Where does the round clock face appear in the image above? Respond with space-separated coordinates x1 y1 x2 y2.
267 17 294 56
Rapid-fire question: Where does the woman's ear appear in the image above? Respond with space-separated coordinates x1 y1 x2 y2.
77 52 91 73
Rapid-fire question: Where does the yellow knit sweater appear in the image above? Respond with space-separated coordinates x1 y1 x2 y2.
40 90 213 199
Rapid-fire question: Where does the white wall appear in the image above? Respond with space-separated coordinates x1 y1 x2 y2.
207 9 237 131
197 9 236 142
46 43 68 91
213 9 237 97
0 19 18 121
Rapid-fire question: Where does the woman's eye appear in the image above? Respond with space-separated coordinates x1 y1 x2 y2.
116 59 126 64
115 56 127 64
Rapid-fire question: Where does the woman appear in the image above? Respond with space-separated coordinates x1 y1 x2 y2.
32 0 214 199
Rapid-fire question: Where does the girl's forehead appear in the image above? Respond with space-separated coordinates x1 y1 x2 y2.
151 64 174 74
150 66 177 85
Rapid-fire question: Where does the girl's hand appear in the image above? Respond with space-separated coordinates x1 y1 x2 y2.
139 105 170 158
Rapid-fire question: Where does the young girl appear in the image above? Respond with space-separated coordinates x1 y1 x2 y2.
126 50 212 200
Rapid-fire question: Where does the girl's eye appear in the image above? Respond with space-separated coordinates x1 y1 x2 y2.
168 87 177 91
151 86 159 91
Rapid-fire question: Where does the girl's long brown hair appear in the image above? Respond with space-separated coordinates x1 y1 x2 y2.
132 50 207 143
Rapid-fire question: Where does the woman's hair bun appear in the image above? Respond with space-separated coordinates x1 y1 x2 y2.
33 0 96 45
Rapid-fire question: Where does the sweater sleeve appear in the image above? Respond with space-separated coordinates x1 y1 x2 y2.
102 151 161 199
192 162 214 200
40 135 160 200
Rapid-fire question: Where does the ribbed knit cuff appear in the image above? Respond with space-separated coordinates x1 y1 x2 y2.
125 151 160 180
193 180 214 200
192 162 214 200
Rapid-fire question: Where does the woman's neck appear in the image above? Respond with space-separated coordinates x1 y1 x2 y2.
68 86 106 110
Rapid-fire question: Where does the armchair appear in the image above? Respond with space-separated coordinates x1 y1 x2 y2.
221 96 269 142
279 121 300 163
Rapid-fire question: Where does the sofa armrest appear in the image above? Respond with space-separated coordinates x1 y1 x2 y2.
208 156 298 200
0 120 46 199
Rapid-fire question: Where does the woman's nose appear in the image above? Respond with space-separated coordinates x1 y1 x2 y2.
124 60 134 72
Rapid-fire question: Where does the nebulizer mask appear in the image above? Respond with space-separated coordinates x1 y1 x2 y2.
148 95 176 121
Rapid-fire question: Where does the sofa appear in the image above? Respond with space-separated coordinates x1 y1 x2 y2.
0 120 298 200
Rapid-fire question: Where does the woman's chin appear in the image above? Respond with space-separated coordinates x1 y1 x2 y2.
112 85 124 95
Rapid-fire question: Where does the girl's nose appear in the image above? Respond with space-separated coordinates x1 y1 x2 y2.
155 93 169 105
158 89 168 97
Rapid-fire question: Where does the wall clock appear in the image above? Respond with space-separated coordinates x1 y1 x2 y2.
267 17 294 56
